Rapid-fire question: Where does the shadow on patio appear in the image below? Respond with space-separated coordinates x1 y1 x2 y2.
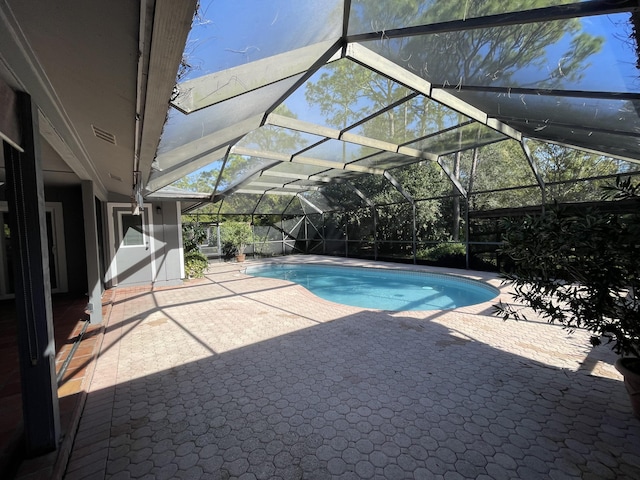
57 261 640 479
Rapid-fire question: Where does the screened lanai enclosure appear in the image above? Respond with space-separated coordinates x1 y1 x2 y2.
147 0 640 268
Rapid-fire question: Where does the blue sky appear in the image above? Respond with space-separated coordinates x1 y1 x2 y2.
168 2 640 186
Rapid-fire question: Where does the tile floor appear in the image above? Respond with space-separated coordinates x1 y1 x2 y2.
0 293 108 479
55 256 640 479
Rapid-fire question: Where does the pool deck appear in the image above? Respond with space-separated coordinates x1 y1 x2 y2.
58 255 639 479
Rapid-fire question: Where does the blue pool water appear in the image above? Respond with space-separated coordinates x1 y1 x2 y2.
245 264 498 311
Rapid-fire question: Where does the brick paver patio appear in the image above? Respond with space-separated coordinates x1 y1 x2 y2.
63 256 640 479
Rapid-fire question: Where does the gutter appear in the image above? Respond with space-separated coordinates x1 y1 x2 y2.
133 1 154 209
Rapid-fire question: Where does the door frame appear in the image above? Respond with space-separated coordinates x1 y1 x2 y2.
0 201 68 299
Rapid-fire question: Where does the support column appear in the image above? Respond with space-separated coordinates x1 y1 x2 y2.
322 213 326 255
81 181 103 324
304 215 309 254
520 139 546 210
465 196 470 270
412 203 417 265
372 206 377 261
4 91 60 455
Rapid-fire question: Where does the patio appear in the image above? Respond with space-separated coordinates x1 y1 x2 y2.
60 256 639 479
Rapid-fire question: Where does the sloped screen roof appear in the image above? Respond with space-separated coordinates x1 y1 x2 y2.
146 0 640 215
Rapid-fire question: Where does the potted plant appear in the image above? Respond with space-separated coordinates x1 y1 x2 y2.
494 177 640 418
220 221 253 262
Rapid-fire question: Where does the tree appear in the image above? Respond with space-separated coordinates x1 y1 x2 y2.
494 177 640 358
465 140 542 210
305 61 391 130
527 142 625 202
220 221 253 256
304 0 603 247
172 168 218 193
318 160 453 254
392 161 451 241
353 0 603 90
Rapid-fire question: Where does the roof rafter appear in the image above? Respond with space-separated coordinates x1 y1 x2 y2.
146 145 229 193
437 156 467 198
146 114 263 192
171 40 341 114
524 134 640 165
494 115 640 138
297 194 324 214
437 84 640 102
345 43 522 142
263 39 345 120
383 171 414 204
232 145 385 174
346 0 639 42
266 113 439 162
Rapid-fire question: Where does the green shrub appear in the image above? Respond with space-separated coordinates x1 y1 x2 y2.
420 242 466 261
184 251 208 278
494 177 640 357
182 223 207 254
417 242 466 267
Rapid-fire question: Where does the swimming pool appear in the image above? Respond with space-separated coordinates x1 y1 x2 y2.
245 263 498 311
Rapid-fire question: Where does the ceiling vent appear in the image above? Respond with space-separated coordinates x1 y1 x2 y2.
91 125 117 145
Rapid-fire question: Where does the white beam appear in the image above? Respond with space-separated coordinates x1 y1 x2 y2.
173 40 338 113
154 113 263 171
293 155 344 169
266 113 341 139
298 194 324 214
345 43 433 96
146 146 228 193
260 170 310 180
340 131 398 153
267 113 438 162
232 145 291 162
346 43 521 143
398 145 438 161
526 136 640 166
0 74 21 150
345 163 385 174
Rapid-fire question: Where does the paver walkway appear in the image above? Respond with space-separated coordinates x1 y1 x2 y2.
64 256 640 479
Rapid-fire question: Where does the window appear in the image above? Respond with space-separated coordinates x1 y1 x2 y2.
121 214 144 246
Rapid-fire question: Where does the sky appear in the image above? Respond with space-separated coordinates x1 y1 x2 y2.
166 1 640 187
